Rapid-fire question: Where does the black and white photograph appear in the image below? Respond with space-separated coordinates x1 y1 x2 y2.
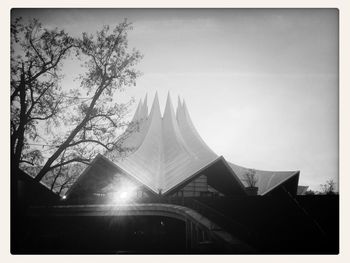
10 8 339 254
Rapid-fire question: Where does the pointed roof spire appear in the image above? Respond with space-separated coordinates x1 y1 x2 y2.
182 99 195 127
178 95 182 107
182 99 190 117
164 91 175 119
131 98 142 123
140 93 148 120
149 91 161 119
176 95 183 121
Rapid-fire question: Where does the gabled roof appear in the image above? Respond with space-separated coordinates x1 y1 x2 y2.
17 169 60 204
68 93 300 197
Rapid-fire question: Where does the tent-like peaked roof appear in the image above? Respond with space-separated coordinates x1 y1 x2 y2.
68 92 300 197
107 92 218 193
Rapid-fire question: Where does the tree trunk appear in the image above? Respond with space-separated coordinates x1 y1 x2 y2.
12 68 27 170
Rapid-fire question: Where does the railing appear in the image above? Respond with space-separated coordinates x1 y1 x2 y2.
63 194 255 243
28 202 253 253
145 196 255 243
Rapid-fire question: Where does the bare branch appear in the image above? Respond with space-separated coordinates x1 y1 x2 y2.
67 139 114 151
49 158 91 171
19 159 35 166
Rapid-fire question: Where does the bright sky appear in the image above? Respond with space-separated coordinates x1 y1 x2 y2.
12 8 338 191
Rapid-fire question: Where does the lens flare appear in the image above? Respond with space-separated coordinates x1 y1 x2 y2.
110 181 137 203
119 191 129 200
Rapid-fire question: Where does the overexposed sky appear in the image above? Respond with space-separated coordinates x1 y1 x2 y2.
12 8 338 191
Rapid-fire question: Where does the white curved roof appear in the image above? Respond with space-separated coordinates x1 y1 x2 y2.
227 162 299 195
107 92 219 193
72 92 299 196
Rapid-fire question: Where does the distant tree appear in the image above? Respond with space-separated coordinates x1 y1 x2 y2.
320 179 337 195
11 18 143 191
304 189 316 195
47 162 85 196
244 169 258 188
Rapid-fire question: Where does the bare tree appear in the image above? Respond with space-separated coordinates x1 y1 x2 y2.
320 179 337 195
44 162 84 196
11 18 75 171
11 18 143 189
243 169 258 188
